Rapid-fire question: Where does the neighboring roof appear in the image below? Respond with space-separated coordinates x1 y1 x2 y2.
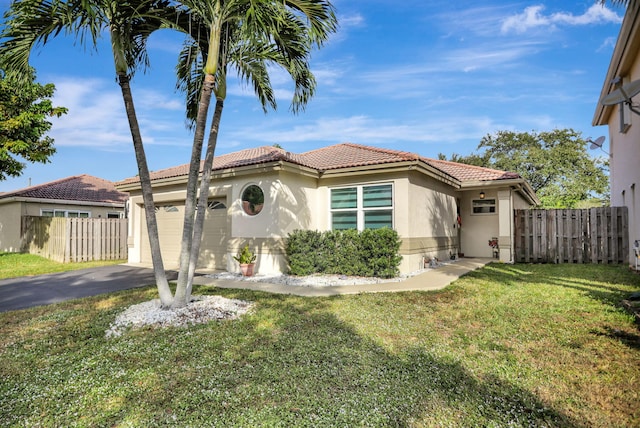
118 143 522 186
593 2 640 126
0 174 128 205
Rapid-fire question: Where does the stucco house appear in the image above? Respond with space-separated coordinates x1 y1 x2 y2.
593 1 640 267
117 143 539 276
0 174 128 252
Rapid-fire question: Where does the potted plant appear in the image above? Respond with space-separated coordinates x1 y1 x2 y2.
234 245 257 276
488 237 499 259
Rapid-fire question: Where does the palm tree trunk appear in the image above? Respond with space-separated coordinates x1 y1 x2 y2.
173 73 216 307
117 74 173 307
185 97 224 299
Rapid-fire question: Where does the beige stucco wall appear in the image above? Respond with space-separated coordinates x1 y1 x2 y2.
125 163 535 276
400 171 458 272
24 202 123 218
457 187 533 262
0 201 23 252
0 199 125 253
315 170 459 273
229 170 318 274
458 189 500 259
605 56 640 265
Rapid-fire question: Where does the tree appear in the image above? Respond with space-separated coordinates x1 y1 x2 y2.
440 129 609 208
167 0 337 307
0 0 177 306
0 67 67 181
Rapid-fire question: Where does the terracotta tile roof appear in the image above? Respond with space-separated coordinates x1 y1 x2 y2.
422 158 521 181
118 143 521 186
297 143 420 170
0 174 128 204
118 146 299 185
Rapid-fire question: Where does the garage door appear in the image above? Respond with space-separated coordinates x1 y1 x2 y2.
140 198 228 270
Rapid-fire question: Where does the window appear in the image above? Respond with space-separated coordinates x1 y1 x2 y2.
208 201 226 210
241 185 264 216
472 198 496 214
331 184 393 230
41 209 90 218
107 212 122 219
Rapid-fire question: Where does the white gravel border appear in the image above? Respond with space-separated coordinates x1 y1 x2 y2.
106 295 253 338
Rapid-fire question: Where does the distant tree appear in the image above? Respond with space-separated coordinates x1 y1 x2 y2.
440 129 609 208
0 68 66 181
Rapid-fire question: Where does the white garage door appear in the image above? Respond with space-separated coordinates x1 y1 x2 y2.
140 198 228 270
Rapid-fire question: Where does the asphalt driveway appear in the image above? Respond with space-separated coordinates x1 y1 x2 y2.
0 265 177 312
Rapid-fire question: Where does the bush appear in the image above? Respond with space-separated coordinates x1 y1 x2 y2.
286 228 402 278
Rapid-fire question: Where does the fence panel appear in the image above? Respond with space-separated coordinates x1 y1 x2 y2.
20 216 127 263
514 207 628 264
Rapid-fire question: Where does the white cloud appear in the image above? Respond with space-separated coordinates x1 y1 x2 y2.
224 114 511 148
339 13 365 28
598 36 618 52
48 77 188 148
501 4 622 34
552 4 621 26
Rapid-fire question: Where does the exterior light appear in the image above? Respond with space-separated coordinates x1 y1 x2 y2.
479 191 485 199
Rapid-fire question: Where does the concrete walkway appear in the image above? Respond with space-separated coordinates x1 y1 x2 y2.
192 258 493 297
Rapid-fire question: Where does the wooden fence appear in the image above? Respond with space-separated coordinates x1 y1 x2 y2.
21 216 128 263
514 207 629 264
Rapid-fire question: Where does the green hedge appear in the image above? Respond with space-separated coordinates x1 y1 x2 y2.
286 228 402 278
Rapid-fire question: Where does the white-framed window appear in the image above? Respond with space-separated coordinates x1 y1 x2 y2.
107 212 123 219
330 183 393 230
472 198 496 214
41 209 90 218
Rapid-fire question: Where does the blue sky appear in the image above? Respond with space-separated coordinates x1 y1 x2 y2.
0 0 624 192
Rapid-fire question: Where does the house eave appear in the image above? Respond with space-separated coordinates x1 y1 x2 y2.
593 2 640 126
0 196 125 208
116 161 320 192
320 160 461 187
459 178 540 206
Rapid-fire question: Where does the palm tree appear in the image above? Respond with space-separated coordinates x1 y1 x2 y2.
168 0 337 307
0 0 176 306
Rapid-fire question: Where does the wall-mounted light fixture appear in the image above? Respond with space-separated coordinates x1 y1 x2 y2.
479 191 485 199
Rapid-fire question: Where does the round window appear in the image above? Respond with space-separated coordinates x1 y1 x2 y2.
241 184 264 216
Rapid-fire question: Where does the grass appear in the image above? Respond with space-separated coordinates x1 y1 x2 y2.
0 263 639 427
0 252 124 280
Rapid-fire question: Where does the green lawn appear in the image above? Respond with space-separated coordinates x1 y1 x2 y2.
0 252 124 280
1 263 638 427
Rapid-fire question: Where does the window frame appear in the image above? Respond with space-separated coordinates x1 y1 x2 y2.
471 198 496 215
40 209 91 218
330 183 394 231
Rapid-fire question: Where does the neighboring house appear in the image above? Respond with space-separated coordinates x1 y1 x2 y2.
117 143 539 275
0 174 128 252
593 1 640 267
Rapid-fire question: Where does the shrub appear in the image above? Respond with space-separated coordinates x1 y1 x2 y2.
286 228 402 278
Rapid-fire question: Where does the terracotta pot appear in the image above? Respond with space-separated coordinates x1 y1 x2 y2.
240 263 255 277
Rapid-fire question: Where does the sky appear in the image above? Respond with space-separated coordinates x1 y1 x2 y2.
0 0 625 192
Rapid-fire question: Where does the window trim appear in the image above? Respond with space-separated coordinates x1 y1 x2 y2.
330 183 394 230
471 198 496 215
41 209 91 218
240 184 264 216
